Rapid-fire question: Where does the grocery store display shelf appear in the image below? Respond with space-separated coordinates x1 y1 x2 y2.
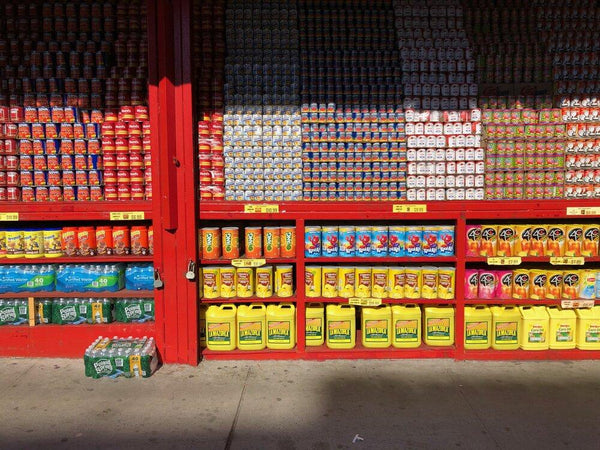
0 201 153 222
306 297 456 305
0 322 156 358
200 258 295 265
305 256 457 263
200 347 299 360
200 295 297 304
464 299 600 306
304 343 456 360
0 290 154 299
1 256 154 264
462 349 600 360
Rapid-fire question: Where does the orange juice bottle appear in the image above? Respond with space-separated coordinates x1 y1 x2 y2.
497 225 516 257
565 225 584 257
582 225 599 257
480 225 498 257
545 225 566 257
514 224 532 257
529 225 547 257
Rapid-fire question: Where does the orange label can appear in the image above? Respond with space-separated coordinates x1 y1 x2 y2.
263 227 281 258
113 226 131 255
562 270 581 300
480 225 498 257
201 227 221 260
545 225 566 257
496 225 516 257
279 226 296 258
529 269 547 300
582 225 599 257
131 226 149 255
565 225 584 257
245 227 262 258
61 227 78 256
514 224 532 257
222 227 240 259
148 226 154 255
512 269 530 299
77 227 96 256
96 226 113 255
546 271 563 300
529 225 547 257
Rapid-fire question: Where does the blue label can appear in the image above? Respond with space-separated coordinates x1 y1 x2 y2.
339 226 356 257
371 226 389 257
437 226 455 256
388 226 406 256
304 226 322 258
321 226 339 257
405 226 423 257
355 226 372 257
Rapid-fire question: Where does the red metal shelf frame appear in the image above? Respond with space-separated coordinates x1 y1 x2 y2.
200 258 295 265
0 201 153 222
0 322 156 358
196 200 600 362
1 256 154 264
463 299 600 306
0 290 154 299
201 295 297 304
466 257 600 264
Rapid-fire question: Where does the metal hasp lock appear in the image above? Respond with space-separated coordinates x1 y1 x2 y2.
154 270 164 289
185 261 196 280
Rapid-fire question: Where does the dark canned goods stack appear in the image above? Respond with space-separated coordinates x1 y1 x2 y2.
194 0 226 201
0 1 151 202
222 0 302 201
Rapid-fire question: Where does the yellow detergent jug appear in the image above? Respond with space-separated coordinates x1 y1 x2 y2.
326 304 356 349
491 305 521 350
361 305 392 348
237 303 267 350
266 303 296 350
575 306 600 350
205 304 236 351
305 302 325 346
519 306 549 350
546 306 576 350
423 305 455 347
199 304 207 348
391 304 421 349
464 305 492 350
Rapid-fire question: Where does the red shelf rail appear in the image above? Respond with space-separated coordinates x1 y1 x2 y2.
305 256 457 263
200 295 297 304
0 322 156 358
2 256 154 264
0 290 154 299
0 201 153 222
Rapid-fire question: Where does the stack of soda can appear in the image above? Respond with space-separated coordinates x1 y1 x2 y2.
405 109 485 201
222 0 302 201
394 0 478 111
194 0 226 201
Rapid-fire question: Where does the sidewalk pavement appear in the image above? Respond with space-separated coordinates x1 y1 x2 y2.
1 358 600 449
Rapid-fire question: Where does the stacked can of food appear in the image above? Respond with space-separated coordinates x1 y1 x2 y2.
201 264 295 299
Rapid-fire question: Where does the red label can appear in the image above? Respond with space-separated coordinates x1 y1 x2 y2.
63 186 76 201
131 183 144 200
104 184 117 200
7 186 20 201
116 153 130 169
77 186 90 201
117 184 131 201
6 171 19 186
21 186 33 201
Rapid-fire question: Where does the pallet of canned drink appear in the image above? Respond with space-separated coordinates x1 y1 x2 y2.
84 336 158 379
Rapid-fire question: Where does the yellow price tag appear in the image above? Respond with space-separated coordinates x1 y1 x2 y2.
561 300 594 309
110 211 145 221
487 257 522 266
393 204 427 213
0 212 19 221
566 207 600 216
244 204 280 214
231 258 266 268
348 297 383 307
550 257 585 266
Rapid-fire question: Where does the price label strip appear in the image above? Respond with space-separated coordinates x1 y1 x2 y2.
550 257 585 266
566 207 600 216
0 212 19 221
244 204 280 214
110 211 145 221
561 300 595 309
393 204 427 213
348 298 382 307
231 259 266 268
487 257 522 266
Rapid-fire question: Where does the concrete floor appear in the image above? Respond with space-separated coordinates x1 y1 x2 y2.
1 358 600 450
